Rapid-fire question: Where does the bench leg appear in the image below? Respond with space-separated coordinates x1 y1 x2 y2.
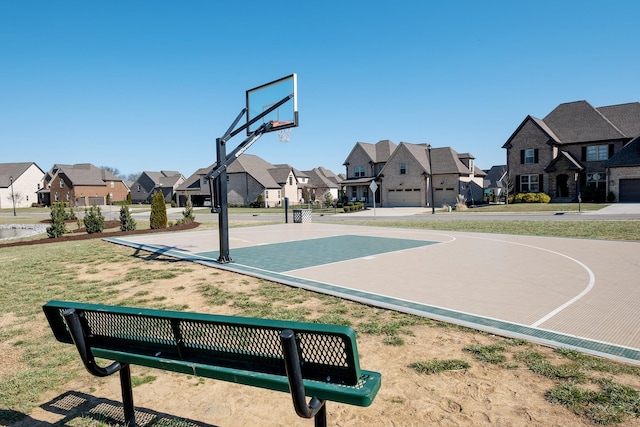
314 404 326 427
120 364 136 427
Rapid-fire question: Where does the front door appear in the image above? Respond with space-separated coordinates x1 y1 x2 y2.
556 174 569 197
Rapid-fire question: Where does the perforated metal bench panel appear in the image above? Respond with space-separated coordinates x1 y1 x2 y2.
43 300 381 407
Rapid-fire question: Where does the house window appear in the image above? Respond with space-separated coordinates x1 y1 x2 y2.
265 191 269 198
278 190 281 199
289 176 293 185
137 185 141 191
351 188 357 198
524 149 535 164
400 162 407 175
586 172 606 192
586 145 609 161
520 174 539 192
354 166 366 177
60 179 64 188
111 181 115 188
520 149 538 164
55 192 59 201
66 193 70 201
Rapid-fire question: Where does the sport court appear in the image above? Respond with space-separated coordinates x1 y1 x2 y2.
107 222 640 366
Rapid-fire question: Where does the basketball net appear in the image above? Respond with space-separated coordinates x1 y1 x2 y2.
277 128 292 143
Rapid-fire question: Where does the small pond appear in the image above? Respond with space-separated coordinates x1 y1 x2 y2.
0 224 48 241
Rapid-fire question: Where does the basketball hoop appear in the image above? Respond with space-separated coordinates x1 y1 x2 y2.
277 128 292 143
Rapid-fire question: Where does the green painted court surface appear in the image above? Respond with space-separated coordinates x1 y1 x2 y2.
197 235 437 272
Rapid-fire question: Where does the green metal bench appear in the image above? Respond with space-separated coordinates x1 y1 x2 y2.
43 300 381 426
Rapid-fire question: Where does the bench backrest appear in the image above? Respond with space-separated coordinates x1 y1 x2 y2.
43 300 362 386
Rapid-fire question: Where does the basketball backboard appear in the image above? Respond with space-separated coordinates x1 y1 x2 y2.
246 73 298 135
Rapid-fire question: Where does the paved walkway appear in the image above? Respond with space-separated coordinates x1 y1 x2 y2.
107 221 640 365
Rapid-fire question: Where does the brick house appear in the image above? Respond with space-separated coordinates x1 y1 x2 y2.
502 101 640 202
130 171 185 204
176 154 300 208
39 163 128 207
342 140 396 204
342 140 484 207
378 143 484 207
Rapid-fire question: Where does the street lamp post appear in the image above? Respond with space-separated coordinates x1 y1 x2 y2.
574 172 582 213
427 145 435 214
9 176 16 216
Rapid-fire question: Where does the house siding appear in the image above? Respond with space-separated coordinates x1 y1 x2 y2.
506 120 553 194
346 146 375 179
131 174 156 203
381 151 426 207
1 164 45 208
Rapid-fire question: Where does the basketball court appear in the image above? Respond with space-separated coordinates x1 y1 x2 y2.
106 222 640 366
111 73 640 365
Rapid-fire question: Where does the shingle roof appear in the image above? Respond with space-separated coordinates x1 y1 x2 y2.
227 154 280 188
484 165 507 188
388 143 473 175
348 140 397 165
606 137 640 167
596 103 640 138
0 162 40 187
543 101 627 143
52 163 120 186
302 168 340 189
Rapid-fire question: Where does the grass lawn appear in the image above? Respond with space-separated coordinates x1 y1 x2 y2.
2 208 640 425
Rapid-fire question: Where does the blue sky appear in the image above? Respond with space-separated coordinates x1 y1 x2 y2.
2 1 640 178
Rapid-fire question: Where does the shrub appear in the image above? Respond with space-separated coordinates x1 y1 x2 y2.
83 205 105 234
119 205 137 231
150 191 167 229
181 196 195 224
65 206 77 220
607 191 616 202
510 192 551 203
46 202 68 238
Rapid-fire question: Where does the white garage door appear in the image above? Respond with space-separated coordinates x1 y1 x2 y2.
386 188 421 207
619 179 640 202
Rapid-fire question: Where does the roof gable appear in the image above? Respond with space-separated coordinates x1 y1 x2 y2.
343 140 397 165
543 101 625 143
502 115 560 149
0 162 42 187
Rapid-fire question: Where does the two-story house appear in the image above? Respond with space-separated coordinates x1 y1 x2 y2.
130 171 185 204
342 140 485 207
176 154 301 208
0 162 45 209
378 143 485 207
342 140 396 204
39 163 128 207
301 167 342 205
502 101 640 202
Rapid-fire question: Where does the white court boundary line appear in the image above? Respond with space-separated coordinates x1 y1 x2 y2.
461 234 596 327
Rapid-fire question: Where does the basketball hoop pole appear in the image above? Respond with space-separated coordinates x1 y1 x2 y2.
206 94 292 264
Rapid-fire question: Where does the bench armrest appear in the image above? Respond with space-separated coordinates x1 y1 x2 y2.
63 308 123 377
280 329 326 419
